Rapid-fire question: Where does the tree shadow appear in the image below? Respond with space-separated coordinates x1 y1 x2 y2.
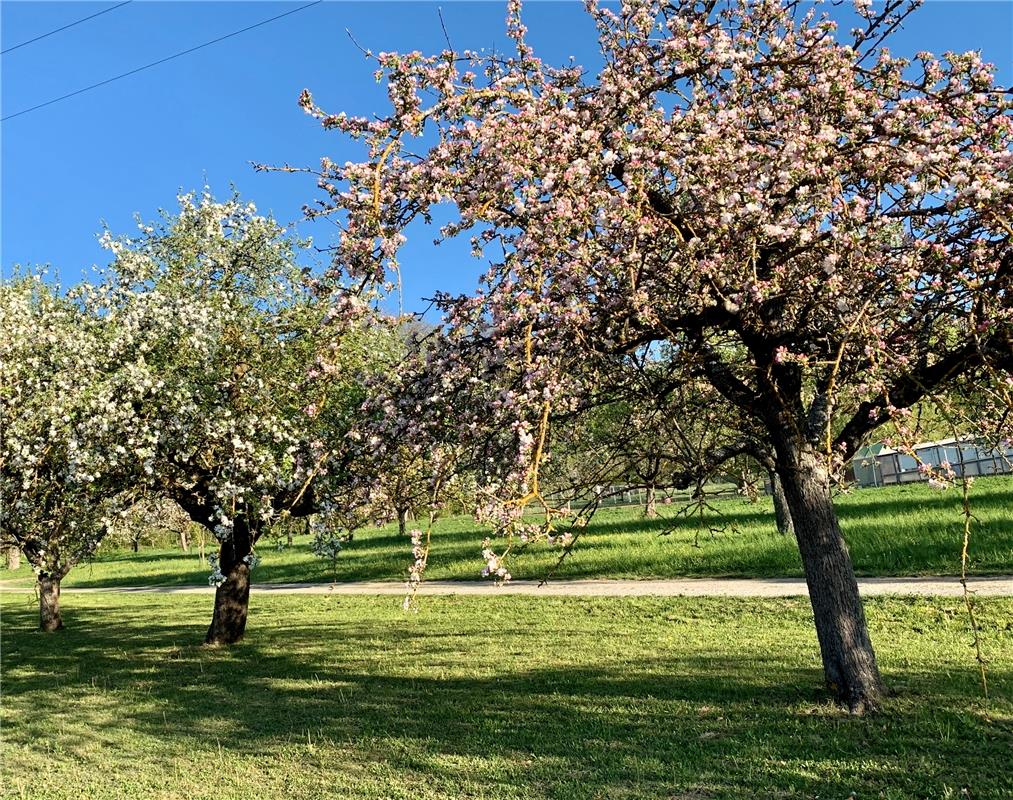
3 599 1009 799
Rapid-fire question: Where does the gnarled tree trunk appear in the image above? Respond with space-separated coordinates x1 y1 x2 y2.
38 575 63 632
205 517 260 645
768 468 794 536
175 482 314 645
775 438 883 712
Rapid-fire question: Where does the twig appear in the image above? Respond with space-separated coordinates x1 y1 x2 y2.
437 7 454 52
959 476 989 702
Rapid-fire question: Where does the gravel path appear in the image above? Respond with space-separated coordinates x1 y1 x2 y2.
2 576 1011 597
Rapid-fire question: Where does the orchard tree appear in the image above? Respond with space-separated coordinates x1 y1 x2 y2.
96 192 397 644
347 322 475 539
551 355 792 528
349 330 482 591
296 0 1012 709
0 275 150 631
106 497 196 553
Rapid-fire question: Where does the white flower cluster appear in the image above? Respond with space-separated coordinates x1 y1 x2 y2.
207 554 226 587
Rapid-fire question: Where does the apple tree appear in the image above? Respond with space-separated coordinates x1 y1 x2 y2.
297 0 1012 709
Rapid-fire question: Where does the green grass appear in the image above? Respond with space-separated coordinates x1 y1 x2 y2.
2 477 1012 588
1 593 1010 799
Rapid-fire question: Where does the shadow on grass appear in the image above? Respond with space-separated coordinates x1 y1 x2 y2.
3 599 1009 798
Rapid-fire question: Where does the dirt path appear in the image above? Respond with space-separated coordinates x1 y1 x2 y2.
2 576 1011 597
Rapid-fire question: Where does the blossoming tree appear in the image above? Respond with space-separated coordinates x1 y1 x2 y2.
0 275 150 630
297 0 1012 709
96 192 397 644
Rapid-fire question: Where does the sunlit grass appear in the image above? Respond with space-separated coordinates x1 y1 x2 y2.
2 477 1011 588
2 593 1010 799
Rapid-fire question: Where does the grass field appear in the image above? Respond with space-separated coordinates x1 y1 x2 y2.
1 593 1010 799
2 478 1011 588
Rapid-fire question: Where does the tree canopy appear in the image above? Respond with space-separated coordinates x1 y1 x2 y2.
297 0 1012 710
0 274 150 629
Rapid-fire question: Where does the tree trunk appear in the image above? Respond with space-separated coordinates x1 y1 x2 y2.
38 575 63 632
179 527 190 553
775 440 883 712
397 506 409 538
5 546 21 570
643 484 658 518
205 517 259 645
132 537 139 553
768 468 794 536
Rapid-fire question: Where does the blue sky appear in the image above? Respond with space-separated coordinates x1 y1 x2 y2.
2 1 1011 314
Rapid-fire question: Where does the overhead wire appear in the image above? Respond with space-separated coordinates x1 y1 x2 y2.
2 0 324 123
1 1 133 55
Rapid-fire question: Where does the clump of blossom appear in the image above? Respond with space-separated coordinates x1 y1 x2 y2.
403 528 430 611
207 553 226 587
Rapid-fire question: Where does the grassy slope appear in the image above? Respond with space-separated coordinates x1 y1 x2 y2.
1 594 1010 799
3 477 1010 588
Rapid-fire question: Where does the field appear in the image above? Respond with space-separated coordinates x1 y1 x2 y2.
2 478 1011 588
4 479 1011 799
8 297 1011 800
2 593 1011 800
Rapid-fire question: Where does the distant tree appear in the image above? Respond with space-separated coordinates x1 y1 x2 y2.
300 0 1012 710
3 545 21 571
368 442 472 537
309 526 347 583
95 192 397 644
545 351 795 531
106 497 194 553
0 275 147 631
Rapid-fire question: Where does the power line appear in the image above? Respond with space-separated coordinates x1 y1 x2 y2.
2 1 133 56
2 1 324 123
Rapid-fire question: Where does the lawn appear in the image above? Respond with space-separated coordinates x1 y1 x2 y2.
1 593 1010 799
2 478 1011 588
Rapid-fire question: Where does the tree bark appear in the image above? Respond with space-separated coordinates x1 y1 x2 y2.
397 506 409 538
768 468 794 536
643 484 658 518
205 517 259 645
38 575 63 632
175 481 314 645
179 527 190 553
775 439 883 712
